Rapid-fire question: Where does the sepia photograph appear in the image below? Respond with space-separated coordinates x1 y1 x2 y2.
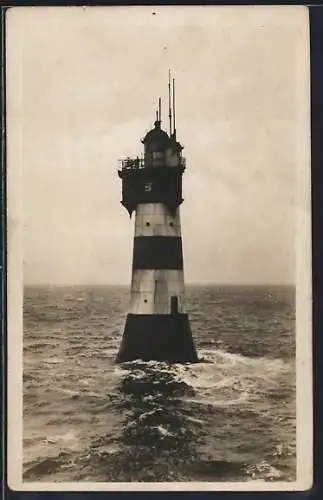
6 5 312 491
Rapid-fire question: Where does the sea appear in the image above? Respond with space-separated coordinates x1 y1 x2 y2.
23 285 296 483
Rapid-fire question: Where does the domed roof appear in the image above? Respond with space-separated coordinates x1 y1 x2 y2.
142 121 171 152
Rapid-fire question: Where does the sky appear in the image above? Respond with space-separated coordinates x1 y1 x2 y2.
7 6 310 285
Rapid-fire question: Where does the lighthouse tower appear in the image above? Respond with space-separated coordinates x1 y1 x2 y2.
116 75 198 363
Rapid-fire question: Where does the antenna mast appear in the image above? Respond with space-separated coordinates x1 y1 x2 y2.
168 70 172 136
172 77 176 138
158 97 162 123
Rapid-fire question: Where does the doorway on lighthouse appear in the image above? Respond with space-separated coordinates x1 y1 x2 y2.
170 296 179 315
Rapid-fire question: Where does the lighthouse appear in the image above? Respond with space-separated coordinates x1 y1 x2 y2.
116 74 198 363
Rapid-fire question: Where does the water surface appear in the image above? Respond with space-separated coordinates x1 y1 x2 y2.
23 285 296 482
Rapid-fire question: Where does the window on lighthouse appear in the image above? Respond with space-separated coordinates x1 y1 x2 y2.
151 151 164 167
171 296 179 315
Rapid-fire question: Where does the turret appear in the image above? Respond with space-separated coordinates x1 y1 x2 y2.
118 79 186 217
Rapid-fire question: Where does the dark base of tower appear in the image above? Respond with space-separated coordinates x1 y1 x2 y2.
116 313 199 363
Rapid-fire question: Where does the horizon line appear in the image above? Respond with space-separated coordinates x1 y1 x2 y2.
23 282 296 288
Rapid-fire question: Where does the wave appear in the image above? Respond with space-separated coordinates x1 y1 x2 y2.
23 308 296 484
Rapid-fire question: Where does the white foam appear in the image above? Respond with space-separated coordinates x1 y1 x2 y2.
154 425 174 437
